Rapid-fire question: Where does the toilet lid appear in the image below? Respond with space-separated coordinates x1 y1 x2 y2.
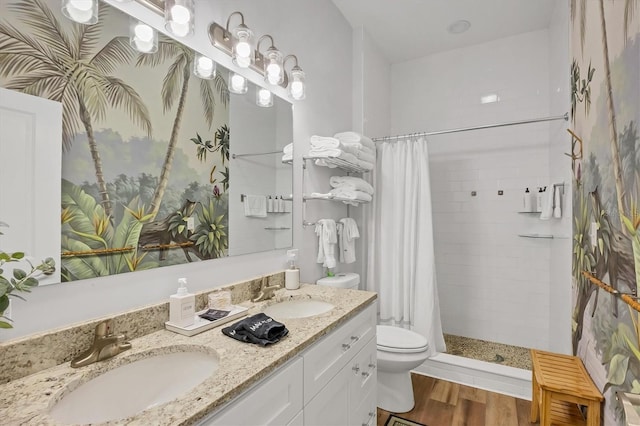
377 325 429 354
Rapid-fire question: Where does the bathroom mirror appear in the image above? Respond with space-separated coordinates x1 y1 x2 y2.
0 0 293 284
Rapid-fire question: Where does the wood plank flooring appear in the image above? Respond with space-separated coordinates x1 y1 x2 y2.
377 373 537 426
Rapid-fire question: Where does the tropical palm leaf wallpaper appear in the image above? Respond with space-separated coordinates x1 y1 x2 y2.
571 0 640 423
0 0 230 281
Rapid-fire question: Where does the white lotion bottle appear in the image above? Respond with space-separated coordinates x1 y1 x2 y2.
285 249 300 290
523 188 532 212
169 278 195 327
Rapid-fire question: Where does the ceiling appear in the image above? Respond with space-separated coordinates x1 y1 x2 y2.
331 0 557 64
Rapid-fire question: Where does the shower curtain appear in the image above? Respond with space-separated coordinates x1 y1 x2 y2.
365 136 445 357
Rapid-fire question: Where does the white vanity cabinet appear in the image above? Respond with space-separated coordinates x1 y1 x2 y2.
198 357 304 426
197 302 376 426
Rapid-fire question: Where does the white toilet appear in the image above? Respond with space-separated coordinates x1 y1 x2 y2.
316 273 430 413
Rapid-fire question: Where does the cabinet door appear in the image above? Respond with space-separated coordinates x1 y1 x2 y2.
303 303 376 404
200 357 303 426
348 336 377 412
304 365 350 426
350 388 377 426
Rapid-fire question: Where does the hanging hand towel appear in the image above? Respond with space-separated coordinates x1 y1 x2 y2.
539 186 554 220
553 185 562 218
243 195 267 217
315 219 337 268
338 218 359 264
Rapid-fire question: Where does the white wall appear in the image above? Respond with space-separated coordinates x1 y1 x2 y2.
391 30 562 350
3 0 354 341
547 0 572 354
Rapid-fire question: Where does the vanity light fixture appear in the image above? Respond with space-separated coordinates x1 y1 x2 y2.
194 53 216 79
283 55 306 101
130 19 158 53
164 0 194 37
208 12 254 69
256 87 274 108
61 0 98 25
229 72 248 94
256 35 284 85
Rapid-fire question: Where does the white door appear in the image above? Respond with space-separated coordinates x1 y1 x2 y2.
0 88 62 285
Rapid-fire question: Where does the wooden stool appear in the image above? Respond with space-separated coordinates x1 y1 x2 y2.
530 349 603 426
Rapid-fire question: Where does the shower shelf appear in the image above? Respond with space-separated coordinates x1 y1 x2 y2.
303 194 369 205
517 211 541 214
518 233 554 239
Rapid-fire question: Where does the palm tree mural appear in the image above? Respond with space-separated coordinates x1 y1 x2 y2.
571 0 636 228
137 38 229 219
0 0 152 218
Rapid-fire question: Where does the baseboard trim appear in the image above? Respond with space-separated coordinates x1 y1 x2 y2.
412 353 532 400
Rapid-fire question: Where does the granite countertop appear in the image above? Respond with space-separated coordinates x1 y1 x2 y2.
0 284 377 426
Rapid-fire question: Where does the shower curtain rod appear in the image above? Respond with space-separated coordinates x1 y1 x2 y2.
373 112 569 142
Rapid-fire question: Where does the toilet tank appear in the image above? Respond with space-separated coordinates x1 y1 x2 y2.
316 273 360 290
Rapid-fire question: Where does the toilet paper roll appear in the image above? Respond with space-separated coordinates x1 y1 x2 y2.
285 268 300 290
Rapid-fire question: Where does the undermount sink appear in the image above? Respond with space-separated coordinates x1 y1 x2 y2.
49 350 218 424
263 298 335 319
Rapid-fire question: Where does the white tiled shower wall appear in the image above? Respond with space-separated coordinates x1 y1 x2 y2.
391 28 570 350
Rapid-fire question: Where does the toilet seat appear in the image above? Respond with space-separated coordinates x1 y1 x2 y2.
377 325 429 354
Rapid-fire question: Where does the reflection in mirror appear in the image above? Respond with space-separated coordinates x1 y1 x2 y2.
0 0 292 284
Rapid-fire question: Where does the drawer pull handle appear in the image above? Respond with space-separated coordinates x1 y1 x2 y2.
352 365 360 373
368 363 376 369
342 343 351 350
361 371 370 378
351 335 360 342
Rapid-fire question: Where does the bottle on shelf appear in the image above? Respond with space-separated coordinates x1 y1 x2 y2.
536 187 543 212
523 188 532 212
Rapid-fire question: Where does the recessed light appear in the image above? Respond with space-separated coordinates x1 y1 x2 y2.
448 20 471 34
481 94 500 104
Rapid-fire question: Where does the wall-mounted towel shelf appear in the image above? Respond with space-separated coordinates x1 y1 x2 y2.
264 227 291 230
303 155 370 173
303 194 369 205
518 234 554 239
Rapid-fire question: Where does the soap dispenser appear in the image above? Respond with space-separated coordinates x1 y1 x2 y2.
169 278 195 327
285 249 300 290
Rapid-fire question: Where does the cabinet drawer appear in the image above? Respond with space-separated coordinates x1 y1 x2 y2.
303 303 376 404
201 357 303 426
348 336 377 410
350 387 377 426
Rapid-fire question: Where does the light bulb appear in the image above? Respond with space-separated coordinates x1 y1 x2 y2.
290 81 304 98
65 0 96 24
168 22 189 37
231 74 246 92
266 63 280 78
197 56 213 72
170 4 191 24
69 0 92 11
235 54 251 69
235 41 251 59
134 23 154 42
259 89 270 101
134 39 154 53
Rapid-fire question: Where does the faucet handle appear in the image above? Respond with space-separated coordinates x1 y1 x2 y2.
94 319 114 337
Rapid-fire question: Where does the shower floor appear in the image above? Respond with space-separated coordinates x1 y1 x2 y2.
443 334 532 370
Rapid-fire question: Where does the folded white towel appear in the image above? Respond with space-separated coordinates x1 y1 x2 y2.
243 195 267 217
283 143 293 155
309 192 333 199
330 176 374 195
354 148 375 164
310 149 361 169
334 131 375 150
315 219 337 268
310 135 341 149
338 218 359 264
330 188 372 203
539 186 554 220
353 157 374 171
282 153 293 163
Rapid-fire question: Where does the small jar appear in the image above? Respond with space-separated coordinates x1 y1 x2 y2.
208 289 232 310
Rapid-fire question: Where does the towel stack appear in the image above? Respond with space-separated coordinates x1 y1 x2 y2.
309 133 375 171
282 143 293 163
222 313 288 346
330 175 374 206
334 131 376 165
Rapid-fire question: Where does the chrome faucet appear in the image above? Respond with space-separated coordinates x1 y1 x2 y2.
252 276 281 302
71 319 131 368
